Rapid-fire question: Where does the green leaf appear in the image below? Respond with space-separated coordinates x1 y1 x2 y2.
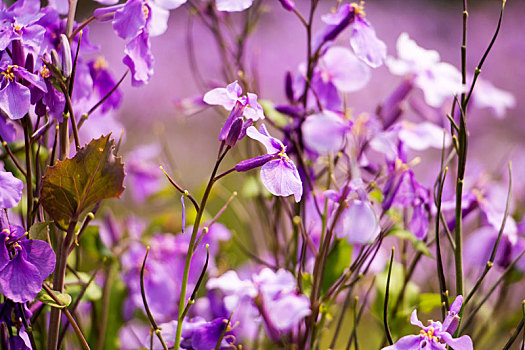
28 221 53 241
40 135 125 225
322 240 352 294
37 289 72 309
259 99 289 127
418 293 443 313
388 227 433 258
65 272 103 301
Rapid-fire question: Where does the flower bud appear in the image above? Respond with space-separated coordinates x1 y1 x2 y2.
50 49 61 72
11 40 25 67
235 154 275 172
60 34 72 78
218 101 246 141
285 71 294 102
226 117 243 147
278 0 295 12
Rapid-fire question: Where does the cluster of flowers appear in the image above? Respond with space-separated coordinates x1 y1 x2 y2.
0 0 523 348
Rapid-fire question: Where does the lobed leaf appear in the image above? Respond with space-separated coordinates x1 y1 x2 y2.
40 135 125 225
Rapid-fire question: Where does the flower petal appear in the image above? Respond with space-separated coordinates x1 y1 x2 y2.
0 170 24 208
0 252 42 302
260 159 303 202
19 239 56 280
0 82 31 120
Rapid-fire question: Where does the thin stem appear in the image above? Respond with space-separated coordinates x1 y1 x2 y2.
42 283 90 350
140 247 168 350
23 116 33 229
462 248 525 333
174 147 230 349
47 219 78 350
383 247 395 346
503 319 524 350
464 162 512 306
181 245 209 320
58 259 105 349
160 166 200 212
87 70 129 117
0 136 27 177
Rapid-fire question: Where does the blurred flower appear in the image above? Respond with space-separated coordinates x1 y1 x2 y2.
302 110 352 155
386 32 464 108
216 0 254 12
471 78 516 119
236 125 303 202
0 301 33 350
207 268 310 342
119 317 234 349
382 295 473 350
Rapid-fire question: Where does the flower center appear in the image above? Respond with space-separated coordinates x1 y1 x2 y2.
420 327 440 343
40 65 51 78
351 1 366 17
1 66 16 82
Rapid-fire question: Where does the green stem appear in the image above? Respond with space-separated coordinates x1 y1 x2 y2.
22 116 33 229
174 147 229 349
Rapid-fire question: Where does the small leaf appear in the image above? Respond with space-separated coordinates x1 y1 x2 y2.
259 100 288 127
418 293 442 313
388 227 433 258
37 289 72 309
40 135 125 225
65 272 102 301
28 222 53 241
322 239 352 294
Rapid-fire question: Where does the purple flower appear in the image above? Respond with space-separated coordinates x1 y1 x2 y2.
0 301 33 349
216 0 255 12
398 121 451 151
119 317 234 349
0 64 47 120
386 33 464 108
125 143 163 203
207 268 310 342
471 77 516 119
318 2 386 67
0 171 23 209
236 125 302 202
0 222 56 303
203 81 265 121
301 110 352 155
0 6 45 53
318 46 371 92
123 30 154 87
382 295 473 350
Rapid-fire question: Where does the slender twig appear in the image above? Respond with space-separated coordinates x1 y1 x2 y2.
181 245 209 319
383 247 395 346
58 259 105 349
503 319 524 350
175 147 230 349
464 162 512 306
141 247 169 350
42 283 90 350
160 166 200 212
87 70 129 117
0 135 27 177
23 116 33 229
462 248 525 333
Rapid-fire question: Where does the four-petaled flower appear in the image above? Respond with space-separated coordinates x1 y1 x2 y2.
382 295 473 350
235 124 303 202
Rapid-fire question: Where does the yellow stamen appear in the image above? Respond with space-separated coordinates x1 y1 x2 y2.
94 56 108 70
